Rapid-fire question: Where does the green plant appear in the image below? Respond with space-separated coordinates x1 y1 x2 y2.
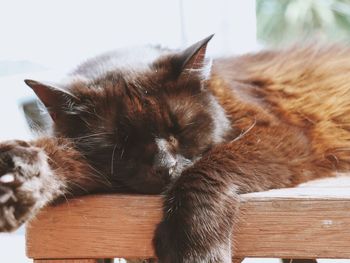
257 0 350 45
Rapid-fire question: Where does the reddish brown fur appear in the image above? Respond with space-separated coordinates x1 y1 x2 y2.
32 137 110 194
209 44 350 186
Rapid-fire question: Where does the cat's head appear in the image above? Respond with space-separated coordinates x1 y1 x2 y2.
24 35 230 194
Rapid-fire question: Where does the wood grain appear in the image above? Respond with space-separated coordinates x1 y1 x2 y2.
234 197 350 258
26 186 350 259
26 195 162 259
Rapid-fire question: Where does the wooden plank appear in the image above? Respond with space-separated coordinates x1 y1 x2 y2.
242 186 350 199
234 197 350 258
26 187 350 259
26 195 162 259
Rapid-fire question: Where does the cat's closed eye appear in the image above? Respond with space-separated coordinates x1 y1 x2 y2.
168 135 178 149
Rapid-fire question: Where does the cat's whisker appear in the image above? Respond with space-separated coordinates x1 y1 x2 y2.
120 148 125 160
66 180 90 193
86 168 113 188
111 143 119 177
60 191 71 210
231 118 257 143
73 132 113 140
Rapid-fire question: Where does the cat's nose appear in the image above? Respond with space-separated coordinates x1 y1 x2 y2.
155 166 171 177
154 153 177 178
168 164 176 176
154 138 178 175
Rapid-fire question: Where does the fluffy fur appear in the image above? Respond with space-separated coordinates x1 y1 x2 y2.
0 37 350 262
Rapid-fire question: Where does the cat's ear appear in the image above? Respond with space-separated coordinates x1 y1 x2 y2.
174 34 214 79
24 79 78 121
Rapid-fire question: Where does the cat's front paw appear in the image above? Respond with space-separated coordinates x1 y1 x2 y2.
153 209 216 263
0 140 63 232
154 215 232 263
153 220 180 263
153 172 235 263
153 221 177 263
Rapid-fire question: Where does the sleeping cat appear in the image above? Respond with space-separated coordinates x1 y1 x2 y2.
0 35 349 262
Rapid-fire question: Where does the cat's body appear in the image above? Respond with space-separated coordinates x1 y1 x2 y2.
0 36 349 262
210 44 350 186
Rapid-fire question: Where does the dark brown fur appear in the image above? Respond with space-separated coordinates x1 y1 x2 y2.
0 37 349 262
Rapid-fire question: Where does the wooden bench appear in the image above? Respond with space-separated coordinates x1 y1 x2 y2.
25 177 350 262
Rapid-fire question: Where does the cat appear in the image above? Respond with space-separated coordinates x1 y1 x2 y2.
1 35 350 262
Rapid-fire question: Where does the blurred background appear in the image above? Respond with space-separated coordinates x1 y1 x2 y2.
1 0 350 262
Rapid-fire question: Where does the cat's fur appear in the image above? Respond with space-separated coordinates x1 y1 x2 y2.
1 35 350 262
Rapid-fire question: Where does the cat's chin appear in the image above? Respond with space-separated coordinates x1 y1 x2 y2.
123 174 171 195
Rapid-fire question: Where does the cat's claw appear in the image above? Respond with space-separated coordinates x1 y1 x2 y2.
0 173 15 184
0 185 15 204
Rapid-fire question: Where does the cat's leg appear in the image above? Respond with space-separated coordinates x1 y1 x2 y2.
0 139 63 232
153 161 238 263
0 137 106 232
153 141 306 263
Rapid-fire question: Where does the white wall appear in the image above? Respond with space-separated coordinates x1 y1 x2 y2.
0 0 257 69
0 0 256 262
